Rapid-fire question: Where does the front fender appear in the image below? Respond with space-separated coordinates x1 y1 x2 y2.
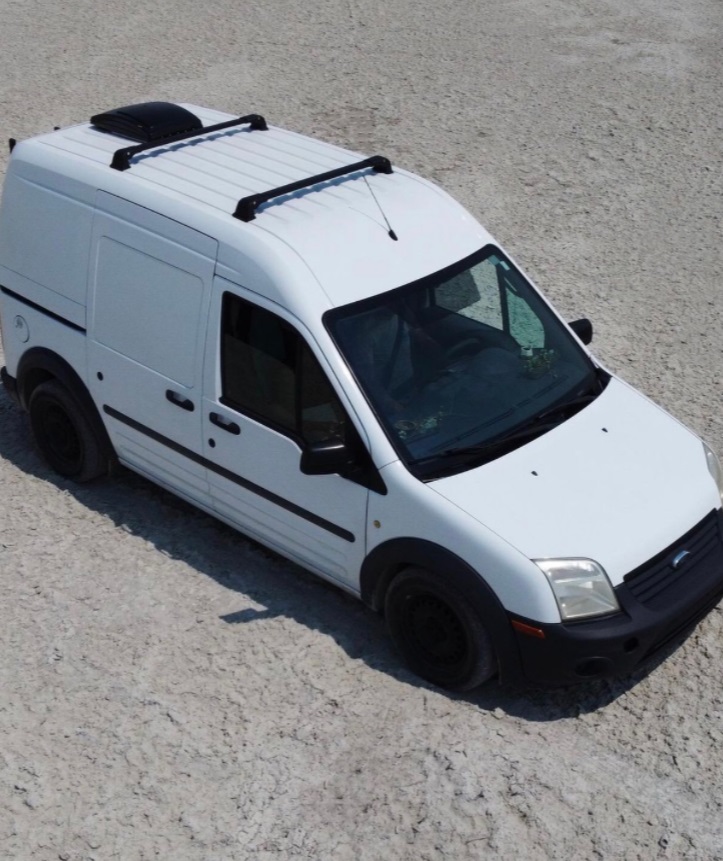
360 537 524 684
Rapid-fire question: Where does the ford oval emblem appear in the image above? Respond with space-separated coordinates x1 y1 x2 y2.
671 550 691 570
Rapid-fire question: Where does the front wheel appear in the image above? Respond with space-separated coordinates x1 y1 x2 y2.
29 380 108 482
385 567 497 691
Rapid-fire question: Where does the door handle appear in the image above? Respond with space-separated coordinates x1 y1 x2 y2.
209 412 241 435
165 389 195 411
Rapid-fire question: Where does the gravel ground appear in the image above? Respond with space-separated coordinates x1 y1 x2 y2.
1 0 722 858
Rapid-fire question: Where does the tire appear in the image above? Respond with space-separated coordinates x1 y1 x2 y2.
385 566 497 691
29 379 108 482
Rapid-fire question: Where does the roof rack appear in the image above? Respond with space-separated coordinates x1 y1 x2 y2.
233 155 393 222
92 104 268 171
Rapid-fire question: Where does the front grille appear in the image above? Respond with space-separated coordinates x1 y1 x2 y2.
623 510 723 610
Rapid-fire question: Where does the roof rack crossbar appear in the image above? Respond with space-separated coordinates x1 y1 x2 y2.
110 113 268 172
233 155 393 222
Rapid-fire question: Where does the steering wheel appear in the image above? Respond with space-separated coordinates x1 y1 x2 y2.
445 336 489 365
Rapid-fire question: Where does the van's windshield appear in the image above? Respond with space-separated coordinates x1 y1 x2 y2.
326 245 606 479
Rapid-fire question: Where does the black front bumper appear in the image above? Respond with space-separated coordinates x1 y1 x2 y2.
510 509 723 686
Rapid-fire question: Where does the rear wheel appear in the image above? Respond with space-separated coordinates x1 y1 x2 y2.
29 380 107 482
385 566 497 691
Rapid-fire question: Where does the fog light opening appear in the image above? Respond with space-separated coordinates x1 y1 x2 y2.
511 619 546 639
575 657 613 678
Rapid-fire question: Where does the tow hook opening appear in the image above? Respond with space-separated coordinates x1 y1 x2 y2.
623 637 639 653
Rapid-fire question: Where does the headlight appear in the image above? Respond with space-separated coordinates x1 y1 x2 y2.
535 558 620 621
703 441 723 506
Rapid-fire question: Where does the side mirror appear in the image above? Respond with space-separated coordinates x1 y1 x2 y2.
300 438 353 476
569 318 593 345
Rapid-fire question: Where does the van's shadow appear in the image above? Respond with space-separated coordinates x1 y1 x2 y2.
0 393 677 720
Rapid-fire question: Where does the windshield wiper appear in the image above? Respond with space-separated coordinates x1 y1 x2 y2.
417 419 563 467
529 389 598 426
415 371 608 475
417 386 602 472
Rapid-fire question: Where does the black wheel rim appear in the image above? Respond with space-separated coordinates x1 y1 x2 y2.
38 402 83 474
401 592 469 668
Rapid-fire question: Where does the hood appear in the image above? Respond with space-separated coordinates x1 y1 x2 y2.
429 377 716 585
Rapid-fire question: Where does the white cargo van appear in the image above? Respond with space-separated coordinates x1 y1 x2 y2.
1 102 721 689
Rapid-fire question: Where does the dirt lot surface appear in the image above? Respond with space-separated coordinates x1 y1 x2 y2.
1 0 722 858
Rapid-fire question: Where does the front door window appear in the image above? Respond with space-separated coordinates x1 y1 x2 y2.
221 293 346 445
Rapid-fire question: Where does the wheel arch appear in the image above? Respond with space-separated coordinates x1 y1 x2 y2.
17 347 116 463
360 537 524 684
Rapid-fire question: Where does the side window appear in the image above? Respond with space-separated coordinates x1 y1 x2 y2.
299 345 346 443
221 293 346 443
222 295 296 431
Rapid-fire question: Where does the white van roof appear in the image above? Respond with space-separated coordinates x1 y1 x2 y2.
11 103 492 308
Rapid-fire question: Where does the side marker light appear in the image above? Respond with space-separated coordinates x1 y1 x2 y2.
511 619 546 639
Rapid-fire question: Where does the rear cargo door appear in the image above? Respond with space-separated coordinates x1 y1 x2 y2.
87 192 217 504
